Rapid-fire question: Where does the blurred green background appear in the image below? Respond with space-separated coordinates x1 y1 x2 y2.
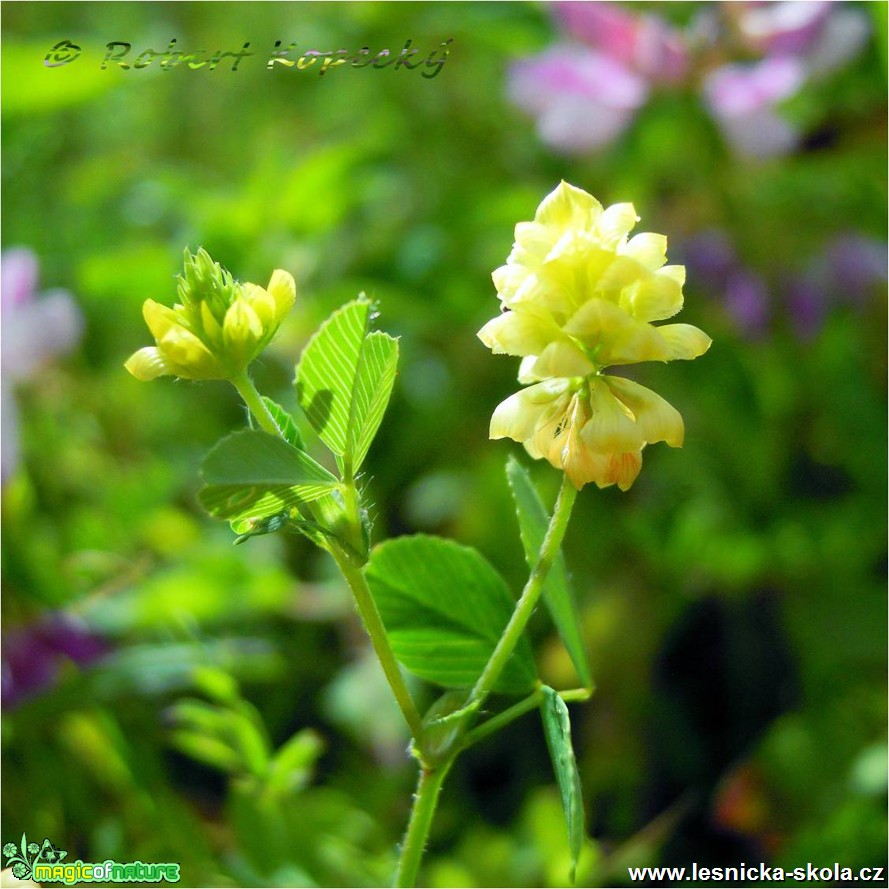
2 2 886 886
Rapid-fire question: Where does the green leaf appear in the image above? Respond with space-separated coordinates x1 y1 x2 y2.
507 457 592 689
349 330 398 472
254 397 303 449
199 430 337 522
294 297 398 476
167 698 269 778
365 535 537 694
540 686 585 882
170 730 242 775
266 729 324 796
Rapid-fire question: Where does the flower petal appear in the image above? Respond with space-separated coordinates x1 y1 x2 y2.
534 180 603 229
623 232 668 270
511 221 555 269
242 283 278 328
656 323 713 360
561 410 610 488
266 268 296 318
564 298 673 365
531 340 595 378
591 254 646 300
158 327 223 379
477 309 563 357
490 379 570 442
517 354 543 384
604 450 643 491
622 265 685 322
492 264 529 302
581 377 645 453
604 375 684 447
595 202 639 247
223 299 263 343
124 346 176 381
1 248 39 311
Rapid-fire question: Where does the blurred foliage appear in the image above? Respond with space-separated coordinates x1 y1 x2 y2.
2 2 886 887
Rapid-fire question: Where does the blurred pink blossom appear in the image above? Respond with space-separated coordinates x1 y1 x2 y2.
1 247 83 480
508 1 869 159
738 0 833 54
737 0 869 71
702 55 805 158
509 45 648 152
554 1 689 82
509 2 688 154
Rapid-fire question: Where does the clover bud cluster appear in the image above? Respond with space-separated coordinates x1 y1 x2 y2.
479 181 711 490
125 248 296 382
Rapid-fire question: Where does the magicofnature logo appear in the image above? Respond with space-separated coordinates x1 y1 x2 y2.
2 834 180 885
3 834 66 880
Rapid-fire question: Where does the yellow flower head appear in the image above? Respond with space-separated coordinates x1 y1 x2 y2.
125 249 296 382
479 182 711 491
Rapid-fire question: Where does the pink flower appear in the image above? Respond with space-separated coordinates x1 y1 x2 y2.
507 1 869 159
509 45 648 153
555 1 688 83
737 0 833 55
508 2 689 155
702 55 806 158
1 248 83 479
737 0 868 72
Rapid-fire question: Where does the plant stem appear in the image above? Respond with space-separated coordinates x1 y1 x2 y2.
230 369 281 437
231 367 423 740
394 760 453 888
330 545 425 741
461 688 544 750
469 474 578 708
460 684 594 752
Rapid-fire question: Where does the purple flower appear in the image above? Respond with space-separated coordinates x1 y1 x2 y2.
681 230 771 338
725 269 771 338
824 234 887 304
682 229 740 289
2 612 107 710
786 233 886 338
786 271 828 340
1 248 83 480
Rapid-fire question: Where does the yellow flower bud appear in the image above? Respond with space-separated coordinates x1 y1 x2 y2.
125 251 297 383
222 298 264 367
266 268 297 319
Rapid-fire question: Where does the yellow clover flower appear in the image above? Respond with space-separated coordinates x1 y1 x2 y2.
479 181 711 491
125 248 296 382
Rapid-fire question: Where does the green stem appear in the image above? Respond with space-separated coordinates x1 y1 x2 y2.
230 367 422 740
469 474 578 708
330 545 424 741
230 369 281 437
559 686 594 703
460 685 594 752
394 760 453 888
461 688 543 750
